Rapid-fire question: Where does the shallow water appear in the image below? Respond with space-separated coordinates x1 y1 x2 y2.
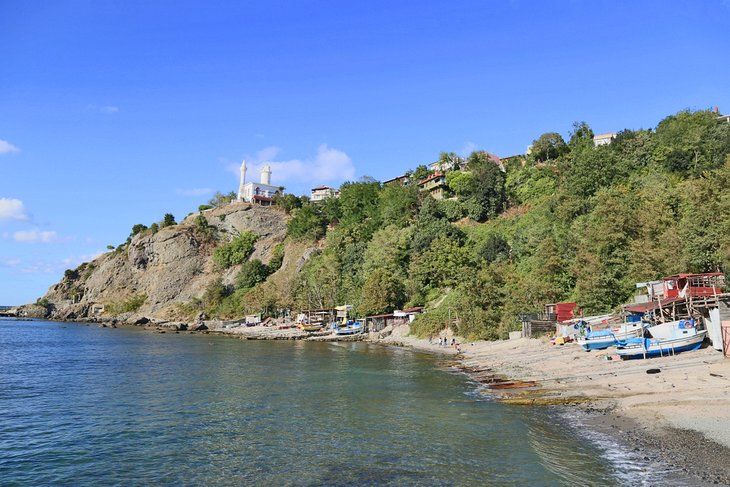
0 319 670 485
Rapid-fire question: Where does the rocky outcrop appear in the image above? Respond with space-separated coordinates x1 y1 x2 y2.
36 203 291 323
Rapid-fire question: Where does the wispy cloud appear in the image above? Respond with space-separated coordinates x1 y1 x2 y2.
0 258 21 268
459 141 478 157
176 187 213 197
0 140 20 154
227 144 356 185
10 250 105 274
11 229 72 244
87 104 119 114
0 198 30 222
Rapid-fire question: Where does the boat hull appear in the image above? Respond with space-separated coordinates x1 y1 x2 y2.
617 331 706 360
578 323 645 351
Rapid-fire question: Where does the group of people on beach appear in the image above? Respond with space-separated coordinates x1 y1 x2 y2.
430 336 461 352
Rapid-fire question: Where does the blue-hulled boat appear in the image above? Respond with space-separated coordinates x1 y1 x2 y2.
577 322 645 351
616 319 706 359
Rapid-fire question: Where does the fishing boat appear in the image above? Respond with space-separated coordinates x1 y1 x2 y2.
616 318 706 359
298 323 322 332
334 320 364 335
577 322 646 351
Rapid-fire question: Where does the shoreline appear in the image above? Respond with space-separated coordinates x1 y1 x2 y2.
9 316 730 484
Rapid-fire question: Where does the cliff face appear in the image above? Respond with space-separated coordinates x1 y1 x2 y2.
33 203 290 322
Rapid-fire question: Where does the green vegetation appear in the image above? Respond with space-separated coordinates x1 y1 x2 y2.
161 213 176 228
106 293 147 315
194 214 217 241
176 109 730 341
212 231 258 268
208 191 237 207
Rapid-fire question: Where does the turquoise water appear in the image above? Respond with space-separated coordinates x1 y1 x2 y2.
0 319 666 485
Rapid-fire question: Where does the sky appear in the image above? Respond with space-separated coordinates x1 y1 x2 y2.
1 0 729 304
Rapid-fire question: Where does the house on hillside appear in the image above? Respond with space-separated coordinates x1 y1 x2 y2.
310 186 340 202
383 174 411 186
417 172 447 199
593 132 617 147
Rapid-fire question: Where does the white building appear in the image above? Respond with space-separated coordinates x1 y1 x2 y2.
310 186 339 202
593 132 617 147
237 161 284 205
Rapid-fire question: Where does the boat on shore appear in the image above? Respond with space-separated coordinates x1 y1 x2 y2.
616 319 706 359
577 322 646 351
333 320 364 335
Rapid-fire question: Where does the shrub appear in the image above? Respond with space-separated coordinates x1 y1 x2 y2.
267 244 285 273
161 213 176 228
194 214 217 241
235 259 269 290
106 293 147 315
213 231 258 268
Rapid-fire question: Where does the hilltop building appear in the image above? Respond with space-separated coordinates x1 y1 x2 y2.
310 186 340 202
593 132 617 147
237 161 284 206
417 172 447 199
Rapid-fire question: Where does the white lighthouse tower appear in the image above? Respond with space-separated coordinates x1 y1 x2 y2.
237 160 247 202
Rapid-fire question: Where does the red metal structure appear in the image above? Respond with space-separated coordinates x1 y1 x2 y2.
662 273 725 299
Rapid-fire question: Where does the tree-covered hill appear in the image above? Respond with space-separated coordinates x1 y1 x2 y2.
33 109 730 341
280 109 730 339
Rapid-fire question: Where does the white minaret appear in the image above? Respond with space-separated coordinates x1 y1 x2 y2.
261 164 272 185
237 160 247 202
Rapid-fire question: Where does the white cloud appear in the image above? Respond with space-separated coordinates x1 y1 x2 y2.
12 230 68 244
231 144 355 184
176 187 213 197
0 198 30 222
0 140 20 154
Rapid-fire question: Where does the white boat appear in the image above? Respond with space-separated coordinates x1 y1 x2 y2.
334 320 364 335
577 322 645 351
616 319 706 359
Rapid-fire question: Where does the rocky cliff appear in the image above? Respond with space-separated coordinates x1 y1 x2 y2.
26 203 299 322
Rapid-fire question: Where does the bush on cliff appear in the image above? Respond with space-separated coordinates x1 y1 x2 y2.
213 231 258 268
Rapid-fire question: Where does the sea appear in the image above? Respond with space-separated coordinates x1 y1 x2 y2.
0 319 681 486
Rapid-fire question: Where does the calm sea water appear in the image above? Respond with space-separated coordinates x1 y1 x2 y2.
0 319 672 486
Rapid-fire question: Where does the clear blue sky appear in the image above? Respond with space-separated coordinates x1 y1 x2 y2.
1 0 729 305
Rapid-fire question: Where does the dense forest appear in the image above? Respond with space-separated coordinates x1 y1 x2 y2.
188 109 730 340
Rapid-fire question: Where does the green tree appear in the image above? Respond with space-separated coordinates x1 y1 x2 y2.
653 109 730 175
209 191 237 207
235 259 269 290
530 132 569 163
359 268 405 316
130 223 148 238
379 183 419 227
273 193 303 214
161 213 176 228
287 203 327 241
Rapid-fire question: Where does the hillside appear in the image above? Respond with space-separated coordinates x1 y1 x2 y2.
23 109 730 338
24 203 305 323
